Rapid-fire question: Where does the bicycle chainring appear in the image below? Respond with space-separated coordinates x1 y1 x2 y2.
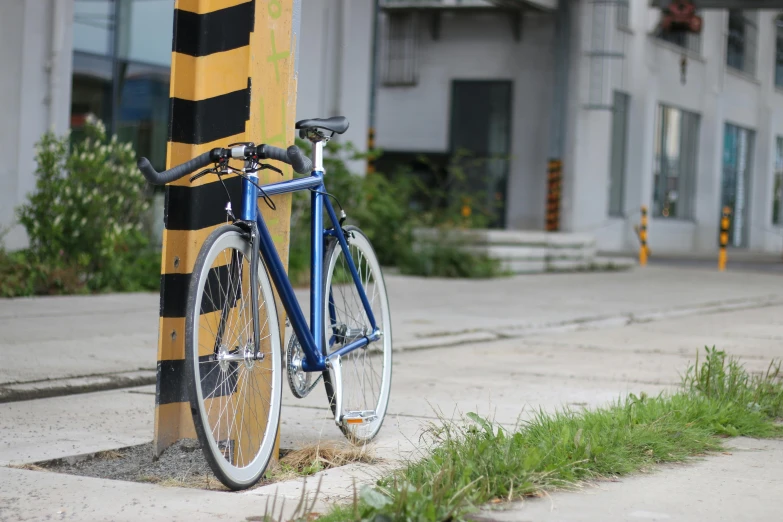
286 334 322 399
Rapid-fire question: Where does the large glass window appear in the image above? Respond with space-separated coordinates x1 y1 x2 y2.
71 53 114 128
71 0 173 171
116 64 171 171
74 0 174 65
73 0 113 56
608 91 630 217
722 124 755 247
726 9 757 76
123 0 175 67
773 137 783 225
450 81 513 228
653 105 700 220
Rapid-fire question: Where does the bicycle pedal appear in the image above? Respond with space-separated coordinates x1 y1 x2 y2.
341 410 377 426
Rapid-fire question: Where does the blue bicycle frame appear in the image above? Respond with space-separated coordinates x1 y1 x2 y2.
238 167 380 373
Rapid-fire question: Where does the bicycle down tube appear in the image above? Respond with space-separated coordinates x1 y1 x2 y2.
248 170 379 373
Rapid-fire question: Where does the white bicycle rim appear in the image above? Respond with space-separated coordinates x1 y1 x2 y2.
188 229 282 487
324 228 392 442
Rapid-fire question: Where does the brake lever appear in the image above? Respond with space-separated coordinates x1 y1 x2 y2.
258 163 284 176
245 163 284 176
190 167 216 182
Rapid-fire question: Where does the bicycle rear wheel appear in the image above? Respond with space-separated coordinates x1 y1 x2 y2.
322 226 392 443
185 225 282 490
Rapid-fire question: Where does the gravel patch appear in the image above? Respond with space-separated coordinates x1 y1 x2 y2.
26 440 256 490
15 440 372 492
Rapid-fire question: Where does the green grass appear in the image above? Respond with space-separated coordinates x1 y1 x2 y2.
303 347 783 522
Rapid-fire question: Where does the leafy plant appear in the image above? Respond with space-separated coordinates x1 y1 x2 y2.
5 116 159 296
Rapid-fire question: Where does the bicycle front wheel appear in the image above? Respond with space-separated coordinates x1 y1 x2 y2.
323 226 392 443
185 225 282 490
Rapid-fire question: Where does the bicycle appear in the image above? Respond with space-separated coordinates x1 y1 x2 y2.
138 116 392 490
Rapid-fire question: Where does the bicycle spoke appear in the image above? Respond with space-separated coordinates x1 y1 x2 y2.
324 229 391 442
187 228 281 488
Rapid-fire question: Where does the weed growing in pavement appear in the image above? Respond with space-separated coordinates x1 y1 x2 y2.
308 347 783 521
266 442 377 482
682 346 783 420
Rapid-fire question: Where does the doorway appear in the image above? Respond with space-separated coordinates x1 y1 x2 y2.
449 80 513 228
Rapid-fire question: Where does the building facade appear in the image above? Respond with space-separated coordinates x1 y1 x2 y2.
371 1 783 255
2 0 783 257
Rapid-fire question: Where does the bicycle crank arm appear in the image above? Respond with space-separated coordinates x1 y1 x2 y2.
327 355 343 425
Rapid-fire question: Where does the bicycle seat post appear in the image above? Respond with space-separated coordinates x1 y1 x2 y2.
299 127 331 174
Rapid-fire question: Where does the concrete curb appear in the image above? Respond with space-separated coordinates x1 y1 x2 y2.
0 370 156 404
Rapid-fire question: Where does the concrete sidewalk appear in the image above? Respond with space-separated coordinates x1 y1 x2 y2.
2 265 782 397
473 437 783 522
1 266 782 520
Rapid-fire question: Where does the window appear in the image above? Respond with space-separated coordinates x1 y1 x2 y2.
608 91 630 216
380 12 419 86
450 81 513 228
775 16 783 87
71 0 174 172
773 137 783 225
653 105 700 220
722 124 755 247
73 0 174 66
73 0 113 56
726 9 757 76
616 0 629 29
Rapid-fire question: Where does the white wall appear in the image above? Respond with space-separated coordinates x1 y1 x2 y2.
375 10 556 229
296 0 374 173
0 0 74 250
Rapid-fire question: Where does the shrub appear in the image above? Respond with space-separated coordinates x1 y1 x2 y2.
5 116 160 296
398 237 502 279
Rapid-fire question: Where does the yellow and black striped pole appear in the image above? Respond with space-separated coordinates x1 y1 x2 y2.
638 205 648 266
154 0 301 458
718 206 731 271
546 159 562 231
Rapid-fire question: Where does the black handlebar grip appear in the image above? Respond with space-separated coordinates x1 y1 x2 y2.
287 145 313 174
261 145 312 174
137 151 214 185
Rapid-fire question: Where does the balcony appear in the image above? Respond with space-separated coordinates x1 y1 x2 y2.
380 0 558 12
379 0 557 42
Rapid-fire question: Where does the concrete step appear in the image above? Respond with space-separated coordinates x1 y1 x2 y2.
413 228 633 274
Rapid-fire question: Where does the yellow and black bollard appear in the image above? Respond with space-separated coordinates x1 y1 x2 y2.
545 159 562 231
154 0 301 459
718 206 731 271
638 206 648 266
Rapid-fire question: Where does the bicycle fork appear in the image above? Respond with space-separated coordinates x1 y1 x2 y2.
213 164 264 365
249 222 262 357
